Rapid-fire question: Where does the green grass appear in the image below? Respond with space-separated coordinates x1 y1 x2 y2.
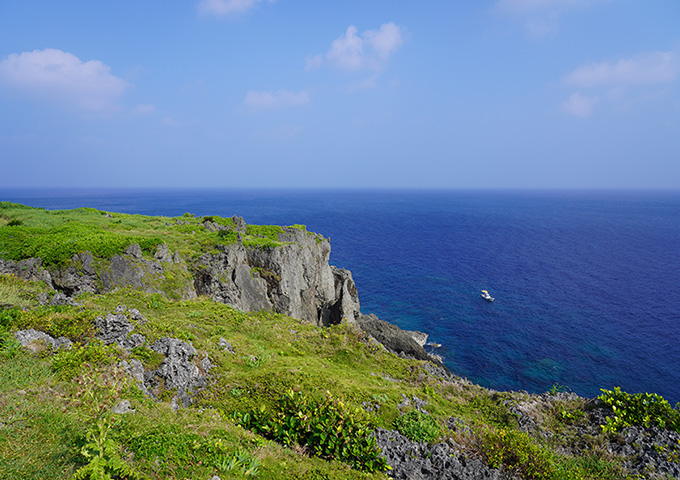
0 202 315 269
0 274 50 309
0 281 646 479
0 204 653 479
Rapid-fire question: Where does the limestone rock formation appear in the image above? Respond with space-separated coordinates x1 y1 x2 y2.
375 428 508 480
0 258 52 285
358 314 444 366
2 220 441 367
14 329 72 353
193 227 360 326
148 336 207 408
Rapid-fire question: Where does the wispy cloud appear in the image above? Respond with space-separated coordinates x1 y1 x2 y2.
243 89 310 109
198 0 275 17
564 51 680 87
561 92 599 117
0 48 128 112
561 50 680 116
494 0 608 37
308 22 404 72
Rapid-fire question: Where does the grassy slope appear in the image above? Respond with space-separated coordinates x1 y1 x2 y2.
0 202 320 269
0 204 658 479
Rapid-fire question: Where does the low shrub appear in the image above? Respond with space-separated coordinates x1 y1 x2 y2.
68 364 146 480
480 427 554 480
237 389 389 473
599 387 680 433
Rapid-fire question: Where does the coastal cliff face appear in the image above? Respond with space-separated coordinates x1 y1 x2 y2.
193 228 361 325
0 223 361 327
0 205 437 366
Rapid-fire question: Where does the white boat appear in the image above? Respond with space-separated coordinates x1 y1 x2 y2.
480 290 495 302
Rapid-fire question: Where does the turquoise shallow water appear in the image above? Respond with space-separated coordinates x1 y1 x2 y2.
2 188 679 403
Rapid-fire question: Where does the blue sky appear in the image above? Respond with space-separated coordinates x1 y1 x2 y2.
1 0 679 189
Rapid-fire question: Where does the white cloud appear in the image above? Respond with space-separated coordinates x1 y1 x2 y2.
561 50 679 116
243 90 310 109
0 48 128 111
198 0 274 17
561 91 599 116
312 22 404 72
494 0 607 37
564 51 680 87
132 104 156 116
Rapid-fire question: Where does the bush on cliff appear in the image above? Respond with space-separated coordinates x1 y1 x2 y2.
599 387 680 433
237 389 389 473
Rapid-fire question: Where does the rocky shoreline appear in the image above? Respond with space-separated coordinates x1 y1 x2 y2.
3 208 680 479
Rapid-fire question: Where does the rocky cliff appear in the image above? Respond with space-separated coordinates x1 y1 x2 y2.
0 223 361 328
0 214 440 366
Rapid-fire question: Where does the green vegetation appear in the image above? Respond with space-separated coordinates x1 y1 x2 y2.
393 409 442 443
0 202 314 270
238 389 389 473
0 204 674 479
598 387 680 433
0 274 648 479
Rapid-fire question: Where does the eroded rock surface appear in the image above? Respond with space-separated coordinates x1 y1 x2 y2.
148 336 206 408
14 329 72 353
375 428 508 480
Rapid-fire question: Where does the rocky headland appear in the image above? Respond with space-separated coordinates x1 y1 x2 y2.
1 202 679 480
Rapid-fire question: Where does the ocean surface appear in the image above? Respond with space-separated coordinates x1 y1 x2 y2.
2 188 679 404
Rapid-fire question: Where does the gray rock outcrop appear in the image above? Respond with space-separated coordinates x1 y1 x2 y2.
147 336 206 408
14 329 72 353
51 252 98 295
358 314 447 369
0 258 52 285
95 306 146 350
375 428 508 480
194 227 360 326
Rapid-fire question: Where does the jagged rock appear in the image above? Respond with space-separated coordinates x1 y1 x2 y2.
200 356 213 373
604 420 680 479
120 359 149 396
231 215 247 232
409 330 429 346
423 361 454 381
50 292 82 307
148 337 205 407
398 394 429 413
95 309 146 350
375 428 508 480
37 291 82 307
357 314 448 372
0 258 52 285
14 329 72 353
120 359 145 384
218 337 235 354
127 308 145 322
51 252 97 295
154 244 173 263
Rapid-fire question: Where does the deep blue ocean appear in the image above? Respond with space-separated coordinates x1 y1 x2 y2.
2 188 679 404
